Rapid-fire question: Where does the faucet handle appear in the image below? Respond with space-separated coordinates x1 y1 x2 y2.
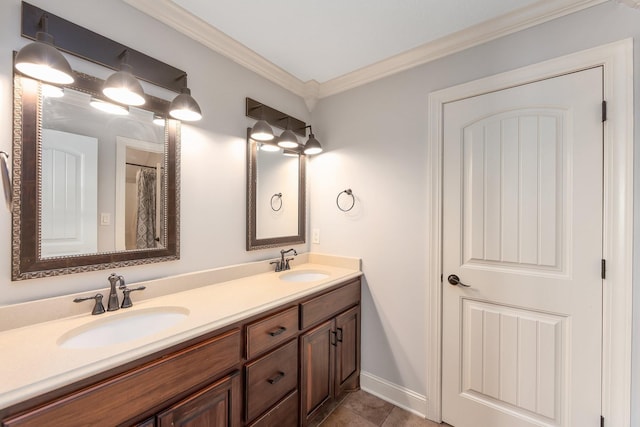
284 257 295 270
121 286 146 309
270 260 282 272
74 293 105 315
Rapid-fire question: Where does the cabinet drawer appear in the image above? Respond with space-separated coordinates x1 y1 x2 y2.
246 306 298 359
247 390 298 427
245 339 298 422
300 280 360 330
3 329 241 427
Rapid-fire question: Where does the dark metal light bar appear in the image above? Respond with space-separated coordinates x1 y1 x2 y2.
245 98 307 137
21 2 186 93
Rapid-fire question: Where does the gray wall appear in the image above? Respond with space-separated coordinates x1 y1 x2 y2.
0 0 310 304
1 0 638 423
310 1 640 422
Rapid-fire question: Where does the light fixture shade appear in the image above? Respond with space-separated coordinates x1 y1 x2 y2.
169 87 202 122
304 133 323 155
15 32 74 85
277 129 299 148
103 64 145 106
251 120 275 141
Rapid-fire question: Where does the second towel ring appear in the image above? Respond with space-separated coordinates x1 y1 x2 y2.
336 189 355 212
270 193 283 211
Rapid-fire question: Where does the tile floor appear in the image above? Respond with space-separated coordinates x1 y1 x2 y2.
318 390 452 427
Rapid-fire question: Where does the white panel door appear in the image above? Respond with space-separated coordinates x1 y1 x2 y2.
41 129 98 257
442 67 603 427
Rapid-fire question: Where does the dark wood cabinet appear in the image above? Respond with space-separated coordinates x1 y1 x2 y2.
299 280 361 426
335 305 361 395
1 277 361 427
245 339 298 422
157 372 241 427
2 330 241 427
300 320 335 423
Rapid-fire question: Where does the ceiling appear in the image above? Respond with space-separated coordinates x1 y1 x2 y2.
124 0 609 107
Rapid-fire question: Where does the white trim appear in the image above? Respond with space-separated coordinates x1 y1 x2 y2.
616 0 640 8
360 371 428 418
124 0 605 107
426 39 633 425
121 0 306 95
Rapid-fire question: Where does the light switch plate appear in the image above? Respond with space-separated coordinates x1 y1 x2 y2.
100 213 111 226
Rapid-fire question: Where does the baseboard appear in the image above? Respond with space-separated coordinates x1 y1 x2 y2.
360 371 428 418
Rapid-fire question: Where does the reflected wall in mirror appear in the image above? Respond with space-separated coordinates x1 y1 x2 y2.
246 129 305 250
12 72 180 280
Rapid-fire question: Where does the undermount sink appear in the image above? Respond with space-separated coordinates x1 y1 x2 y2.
58 306 189 349
279 269 330 283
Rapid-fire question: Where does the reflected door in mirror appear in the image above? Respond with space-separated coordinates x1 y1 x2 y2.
41 129 98 258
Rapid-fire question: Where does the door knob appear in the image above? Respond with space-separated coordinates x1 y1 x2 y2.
447 274 470 287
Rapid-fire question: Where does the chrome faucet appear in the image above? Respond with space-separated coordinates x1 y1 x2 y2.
107 273 124 311
271 248 297 272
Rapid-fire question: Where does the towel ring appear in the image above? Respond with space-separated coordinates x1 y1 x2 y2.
336 189 355 212
270 193 283 211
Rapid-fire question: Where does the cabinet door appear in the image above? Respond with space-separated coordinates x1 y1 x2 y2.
300 319 335 424
157 371 241 427
335 305 361 394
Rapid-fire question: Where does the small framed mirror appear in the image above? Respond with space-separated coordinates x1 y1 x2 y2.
12 72 180 280
246 129 305 250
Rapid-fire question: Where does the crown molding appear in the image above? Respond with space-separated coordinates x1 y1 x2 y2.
318 0 607 98
125 0 607 108
122 0 306 95
615 0 640 8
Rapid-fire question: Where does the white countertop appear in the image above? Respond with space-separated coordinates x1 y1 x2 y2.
0 253 362 411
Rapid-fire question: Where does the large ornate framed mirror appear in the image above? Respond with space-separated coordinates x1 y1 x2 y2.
12 71 180 280
246 128 305 250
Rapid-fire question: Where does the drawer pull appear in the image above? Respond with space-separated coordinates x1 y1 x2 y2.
336 327 343 342
268 326 287 337
267 371 285 384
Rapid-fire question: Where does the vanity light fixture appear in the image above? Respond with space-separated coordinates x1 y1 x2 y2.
169 74 202 122
303 125 323 155
277 117 300 149
103 50 146 106
249 104 275 141
251 120 275 141
277 129 299 149
14 13 74 85
89 98 129 115
245 98 307 148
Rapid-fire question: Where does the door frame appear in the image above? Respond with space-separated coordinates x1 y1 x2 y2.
426 39 633 425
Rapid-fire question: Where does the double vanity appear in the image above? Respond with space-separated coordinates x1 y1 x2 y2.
0 253 362 426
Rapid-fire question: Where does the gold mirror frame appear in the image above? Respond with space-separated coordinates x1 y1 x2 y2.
11 73 180 280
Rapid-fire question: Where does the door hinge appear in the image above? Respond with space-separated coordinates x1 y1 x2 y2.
440 273 443 282
601 415 604 427
602 100 607 122
601 259 606 279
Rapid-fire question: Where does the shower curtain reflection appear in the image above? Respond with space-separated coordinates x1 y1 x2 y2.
136 168 158 249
